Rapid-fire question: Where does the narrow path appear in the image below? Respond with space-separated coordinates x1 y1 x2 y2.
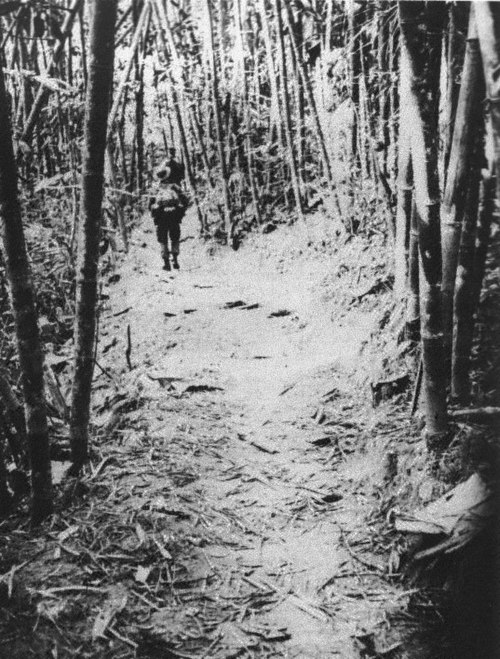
90 211 399 657
1 212 417 659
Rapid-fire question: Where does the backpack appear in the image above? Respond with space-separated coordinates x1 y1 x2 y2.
151 184 188 223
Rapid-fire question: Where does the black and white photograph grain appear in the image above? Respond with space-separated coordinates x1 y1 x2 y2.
0 1 499 657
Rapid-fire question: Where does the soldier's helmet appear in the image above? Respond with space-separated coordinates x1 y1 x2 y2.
156 160 172 181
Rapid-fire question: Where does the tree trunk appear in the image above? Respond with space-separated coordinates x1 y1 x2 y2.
0 59 52 523
451 143 482 404
450 161 493 403
472 166 495 313
376 2 389 177
399 1 447 448
134 1 147 193
203 0 232 237
394 41 412 298
257 0 282 143
107 2 149 131
475 3 500 203
441 7 484 384
348 1 362 166
406 199 420 342
388 22 399 185
442 3 469 182
234 0 262 226
273 0 303 218
70 0 117 473
0 434 12 517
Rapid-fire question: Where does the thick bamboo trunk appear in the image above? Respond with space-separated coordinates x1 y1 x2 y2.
472 166 495 312
394 43 412 298
288 23 305 199
450 161 493 402
134 1 147 193
451 146 482 404
399 1 447 447
376 1 389 177
441 7 484 383
407 199 420 342
388 19 399 185
70 0 117 473
348 1 361 166
0 436 11 517
475 3 500 203
443 3 469 181
0 59 52 523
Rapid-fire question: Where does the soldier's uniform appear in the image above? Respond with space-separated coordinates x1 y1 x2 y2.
150 151 188 270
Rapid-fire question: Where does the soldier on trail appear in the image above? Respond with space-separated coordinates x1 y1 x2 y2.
149 148 189 271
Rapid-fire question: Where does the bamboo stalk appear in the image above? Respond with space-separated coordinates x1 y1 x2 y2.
441 6 484 383
107 1 150 131
475 3 500 202
394 56 412 300
0 55 52 523
70 0 117 473
202 0 232 236
406 199 420 342
451 141 482 404
151 0 206 232
273 0 303 219
284 4 334 190
399 1 448 446
21 0 82 143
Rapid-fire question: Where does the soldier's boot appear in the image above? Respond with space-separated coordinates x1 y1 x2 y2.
161 243 171 270
172 255 179 270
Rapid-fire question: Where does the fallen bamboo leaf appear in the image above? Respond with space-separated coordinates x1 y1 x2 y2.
92 585 128 640
37 599 68 622
308 436 335 447
135 523 147 547
239 303 260 310
395 473 493 536
395 473 494 560
57 525 79 542
135 565 152 584
154 537 172 560
223 300 246 309
37 586 106 596
250 439 278 455
268 309 292 318
112 307 131 317
182 384 224 394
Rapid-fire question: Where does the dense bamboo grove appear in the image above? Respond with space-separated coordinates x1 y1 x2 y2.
0 1 498 526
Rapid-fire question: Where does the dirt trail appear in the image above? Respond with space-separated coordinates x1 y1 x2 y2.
88 210 401 658
2 211 415 659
